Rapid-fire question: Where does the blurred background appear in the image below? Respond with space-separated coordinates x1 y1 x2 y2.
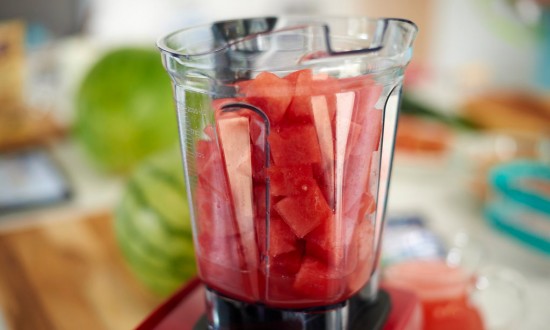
0 0 549 329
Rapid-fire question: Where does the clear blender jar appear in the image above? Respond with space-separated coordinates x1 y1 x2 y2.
158 16 417 329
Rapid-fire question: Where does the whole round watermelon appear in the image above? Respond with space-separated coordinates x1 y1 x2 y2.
115 147 196 296
75 47 177 173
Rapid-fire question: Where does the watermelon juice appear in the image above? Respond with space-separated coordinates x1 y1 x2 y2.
384 260 485 330
191 69 386 308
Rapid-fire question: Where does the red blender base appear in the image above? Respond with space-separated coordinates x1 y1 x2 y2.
137 278 422 330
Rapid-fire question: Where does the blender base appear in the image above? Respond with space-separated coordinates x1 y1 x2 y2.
194 287 391 330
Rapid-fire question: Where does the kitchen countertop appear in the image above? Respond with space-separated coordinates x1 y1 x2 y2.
388 156 550 330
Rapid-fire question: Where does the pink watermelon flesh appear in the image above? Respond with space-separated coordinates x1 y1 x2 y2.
339 76 382 107
350 109 383 156
197 151 231 197
217 115 260 294
244 72 293 124
268 125 323 166
268 165 315 196
285 70 315 124
196 184 238 236
284 70 340 125
293 256 343 299
195 70 386 305
274 184 332 238
255 215 299 257
343 154 372 216
198 232 246 270
305 219 344 262
312 162 335 208
304 217 357 276
268 249 304 276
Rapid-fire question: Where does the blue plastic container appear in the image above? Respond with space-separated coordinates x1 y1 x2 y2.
485 161 550 254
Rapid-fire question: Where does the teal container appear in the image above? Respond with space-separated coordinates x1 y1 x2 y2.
485 161 550 254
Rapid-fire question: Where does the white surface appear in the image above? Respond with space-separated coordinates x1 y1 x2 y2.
388 158 550 330
430 0 537 89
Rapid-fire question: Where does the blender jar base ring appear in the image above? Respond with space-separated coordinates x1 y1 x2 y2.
196 287 391 330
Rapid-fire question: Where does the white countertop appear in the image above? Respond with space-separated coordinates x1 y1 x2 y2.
388 156 550 330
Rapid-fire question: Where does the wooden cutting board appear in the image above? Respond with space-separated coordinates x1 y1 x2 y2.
0 212 162 330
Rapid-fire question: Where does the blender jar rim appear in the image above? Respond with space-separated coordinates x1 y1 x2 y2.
156 15 418 59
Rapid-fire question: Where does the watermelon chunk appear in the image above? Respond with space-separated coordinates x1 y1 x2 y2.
267 216 299 257
197 150 231 197
197 233 253 300
268 249 303 276
342 154 372 216
305 219 343 260
313 162 335 208
354 218 375 264
196 184 238 236
264 249 303 304
195 139 214 171
284 70 339 125
268 165 315 196
250 145 267 182
268 125 323 166
345 217 376 292
341 108 382 218
274 184 332 238
311 94 335 206
285 70 315 124
217 116 255 222
350 109 383 156
293 256 344 300
304 217 357 276
197 232 246 270
255 215 299 257
283 69 304 86
339 76 383 137
217 116 259 296
312 74 339 122
249 116 267 147
253 184 268 218
244 72 293 124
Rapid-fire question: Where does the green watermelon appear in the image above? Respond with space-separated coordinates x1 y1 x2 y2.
115 147 196 296
75 47 178 173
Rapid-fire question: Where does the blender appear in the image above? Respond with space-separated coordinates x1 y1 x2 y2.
157 16 417 330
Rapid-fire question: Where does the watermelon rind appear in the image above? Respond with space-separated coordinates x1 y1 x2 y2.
114 147 196 296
